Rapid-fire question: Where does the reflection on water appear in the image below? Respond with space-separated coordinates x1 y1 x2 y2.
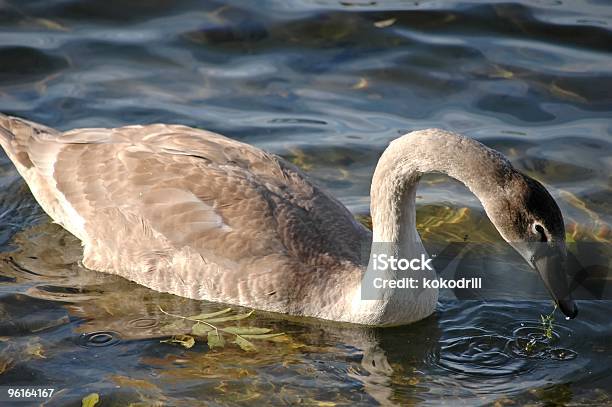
0 0 611 405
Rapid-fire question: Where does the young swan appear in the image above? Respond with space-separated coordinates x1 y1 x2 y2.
0 115 576 326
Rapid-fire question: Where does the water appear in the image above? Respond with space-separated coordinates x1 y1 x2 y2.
1 0 611 405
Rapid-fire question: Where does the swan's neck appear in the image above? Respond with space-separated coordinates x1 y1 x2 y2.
371 160 421 251
349 129 516 326
371 129 511 246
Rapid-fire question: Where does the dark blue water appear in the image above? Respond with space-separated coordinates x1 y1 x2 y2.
0 1 611 405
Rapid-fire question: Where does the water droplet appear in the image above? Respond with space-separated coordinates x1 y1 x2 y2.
548 348 578 361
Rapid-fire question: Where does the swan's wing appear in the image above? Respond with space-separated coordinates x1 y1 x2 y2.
0 118 368 274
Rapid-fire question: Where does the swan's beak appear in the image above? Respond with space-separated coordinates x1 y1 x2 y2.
532 243 578 319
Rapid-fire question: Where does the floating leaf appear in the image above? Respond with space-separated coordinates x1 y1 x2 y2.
233 335 257 352
188 308 232 320
312 400 336 407
206 310 254 323
241 333 286 340
352 77 368 89
207 331 225 349
161 321 191 334
0 357 14 375
110 375 158 390
33 18 69 31
25 340 46 359
191 323 213 336
82 393 100 407
160 335 195 349
221 326 271 335
158 306 286 351
374 18 396 28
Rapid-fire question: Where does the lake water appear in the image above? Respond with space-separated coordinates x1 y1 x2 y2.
0 0 611 405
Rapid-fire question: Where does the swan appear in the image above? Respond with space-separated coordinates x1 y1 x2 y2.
0 114 577 326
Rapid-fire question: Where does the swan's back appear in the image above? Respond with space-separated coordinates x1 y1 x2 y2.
0 115 369 313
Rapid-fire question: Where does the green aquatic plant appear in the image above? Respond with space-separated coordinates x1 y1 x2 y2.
541 304 557 340
525 304 557 352
524 304 557 352
158 306 285 352
524 338 536 352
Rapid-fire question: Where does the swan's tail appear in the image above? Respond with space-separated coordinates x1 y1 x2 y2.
0 114 58 169
0 114 30 169
0 114 15 147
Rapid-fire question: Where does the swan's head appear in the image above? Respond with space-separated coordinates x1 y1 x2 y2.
488 174 577 319
373 129 577 318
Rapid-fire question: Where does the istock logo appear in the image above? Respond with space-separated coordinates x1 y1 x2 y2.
361 241 612 302
371 253 433 271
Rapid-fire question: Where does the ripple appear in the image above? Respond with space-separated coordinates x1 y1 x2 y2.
548 348 578 361
268 118 328 125
429 314 579 379
432 334 531 377
513 324 562 341
76 331 121 348
127 317 159 329
508 322 579 361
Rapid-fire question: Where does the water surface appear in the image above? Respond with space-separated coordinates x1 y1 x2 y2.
0 0 611 405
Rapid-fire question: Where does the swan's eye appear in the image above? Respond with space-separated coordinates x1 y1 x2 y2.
532 223 548 242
